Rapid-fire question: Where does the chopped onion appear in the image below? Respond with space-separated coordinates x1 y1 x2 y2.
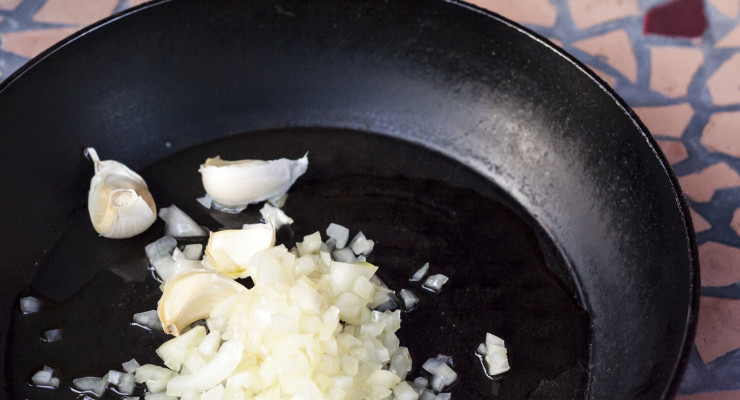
122 358 140 373
393 381 420 400
144 393 177 400
332 247 356 263
20 296 41 314
422 274 449 292
390 346 412 380
135 364 174 393
159 205 207 237
422 358 444 374
116 372 136 395
182 244 203 260
43 328 62 342
419 390 436 400
430 363 457 392
326 223 350 249
73 375 108 397
31 369 59 388
399 289 419 310
479 333 510 376
259 203 294 229
196 194 212 209
349 231 375 256
410 262 430 282
166 340 244 396
133 310 161 331
435 392 452 399
413 376 429 388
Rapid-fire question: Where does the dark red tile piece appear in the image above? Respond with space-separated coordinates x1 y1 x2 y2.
644 0 708 39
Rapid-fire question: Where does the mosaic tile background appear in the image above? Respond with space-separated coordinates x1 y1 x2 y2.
2 0 740 398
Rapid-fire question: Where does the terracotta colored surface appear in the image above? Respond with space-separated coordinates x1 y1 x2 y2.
572 30 637 82
589 66 617 87
0 0 22 10
690 208 712 232
567 0 640 29
633 103 694 138
731 209 740 237
644 0 708 38
466 0 557 26
696 296 740 363
701 112 740 158
699 242 740 287
33 0 118 25
717 25 740 48
676 391 740 400
707 53 740 106
2 0 740 396
657 139 689 164
0 28 80 59
650 46 704 98
706 0 740 18
679 163 740 203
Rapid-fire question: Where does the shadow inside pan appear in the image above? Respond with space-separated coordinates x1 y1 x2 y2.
7 128 590 399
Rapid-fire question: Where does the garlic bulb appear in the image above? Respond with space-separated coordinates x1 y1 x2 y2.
157 270 248 336
203 223 276 278
85 148 156 239
198 153 308 213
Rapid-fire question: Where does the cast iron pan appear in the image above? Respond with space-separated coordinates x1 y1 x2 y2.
0 0 699 399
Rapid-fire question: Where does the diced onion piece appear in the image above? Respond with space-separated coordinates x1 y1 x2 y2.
156 325 207 371
135 364 175 393
145 393 178 400
133 310 161 330
430 363 457 392
410 262 430 282
393 381 420 400
422 274 449 292
20 296 42 314
435 393 451 400
326 223 350 249
73 376 108 397
196 194 212 209
389 347 412 380
117 372 136 395
159 205 207 238
182 244 203 260
259 203 294 229
107 370 123 385
44 328 62 342
31 369 59 388
297 232 323 256
413 376 429 388
479 333 510 376
349 231 375 256
399 289 419 310
145 236 177 260
123 397 141 400
166 340 244 396
332 248 356 263
122 358 141 373
419 390 436 400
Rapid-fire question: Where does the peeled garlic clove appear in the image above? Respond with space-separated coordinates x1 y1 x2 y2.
85 148 156 239
158 270 248 336
203 223 276 278
199 153 308 213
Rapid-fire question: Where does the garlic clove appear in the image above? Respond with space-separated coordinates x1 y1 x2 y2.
158 270 248 336
198 153 308 213
85 148 156 239
203 223 276 278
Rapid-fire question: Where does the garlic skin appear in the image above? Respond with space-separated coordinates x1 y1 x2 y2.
203 223 276 278
158 270 248 336
198 153 308 213
85 148 156 239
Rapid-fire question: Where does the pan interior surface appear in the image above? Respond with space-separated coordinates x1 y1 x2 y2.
7 128 590 399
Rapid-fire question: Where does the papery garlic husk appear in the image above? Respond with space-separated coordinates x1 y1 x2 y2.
203 223 276 278
198 153 308 213
85 148 156 239
158 270 248 336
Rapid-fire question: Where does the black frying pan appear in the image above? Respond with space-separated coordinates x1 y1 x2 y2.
0 0 699 399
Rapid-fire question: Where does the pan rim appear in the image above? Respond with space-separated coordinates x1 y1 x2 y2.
0 0 700 398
